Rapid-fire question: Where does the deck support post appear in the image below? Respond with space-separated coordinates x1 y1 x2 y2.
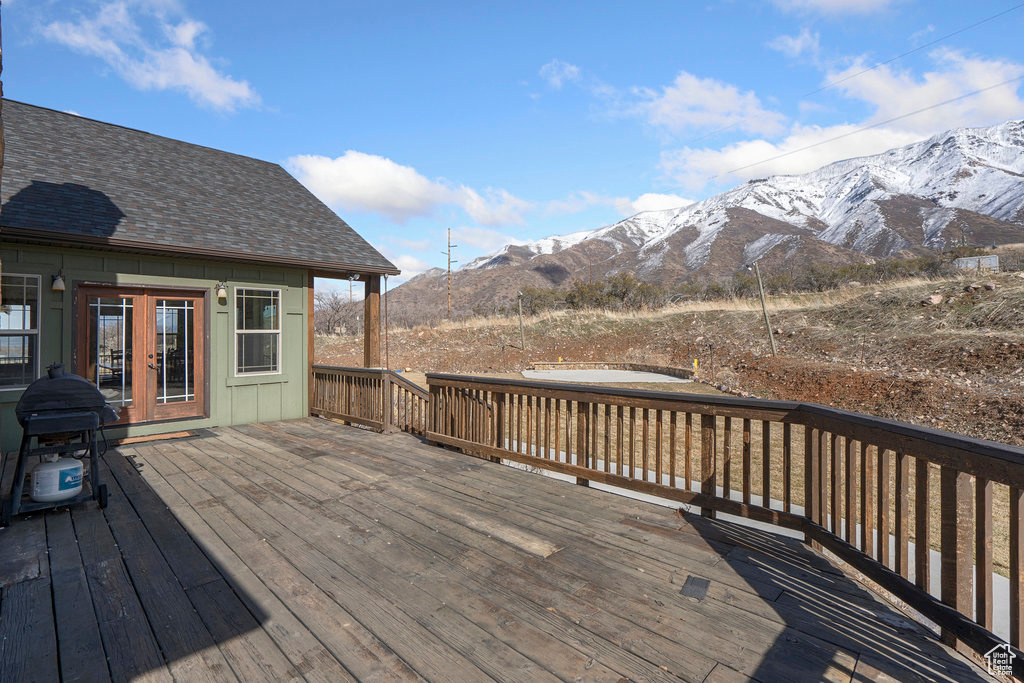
307 270 315 416
363 275 381 368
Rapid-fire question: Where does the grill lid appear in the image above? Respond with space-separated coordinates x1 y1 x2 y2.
16 363 119 426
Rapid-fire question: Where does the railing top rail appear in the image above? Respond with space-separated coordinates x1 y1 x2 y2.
427 371 802 410
390 372 429 400
313 365 429 400
313 365 387 376
425 372 1024 467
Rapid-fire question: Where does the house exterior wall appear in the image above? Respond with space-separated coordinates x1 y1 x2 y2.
0 241 310 452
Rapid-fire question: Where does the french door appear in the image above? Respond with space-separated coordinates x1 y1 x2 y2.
75 286 206 424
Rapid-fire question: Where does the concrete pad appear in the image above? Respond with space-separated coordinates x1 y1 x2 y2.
522 369 692 383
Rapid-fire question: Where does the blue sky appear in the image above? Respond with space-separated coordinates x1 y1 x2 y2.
6 0 1024 288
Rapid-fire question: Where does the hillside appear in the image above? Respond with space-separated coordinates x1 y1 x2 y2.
318 270 1024 449
381 119 1024 324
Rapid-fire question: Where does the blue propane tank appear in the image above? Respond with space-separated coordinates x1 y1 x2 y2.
31 457 84 502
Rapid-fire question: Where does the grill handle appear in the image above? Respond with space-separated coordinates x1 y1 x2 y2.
22 411 101 436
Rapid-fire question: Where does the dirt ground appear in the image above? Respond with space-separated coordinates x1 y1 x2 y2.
317 272 1024 448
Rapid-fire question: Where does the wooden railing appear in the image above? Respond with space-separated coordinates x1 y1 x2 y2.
424 373 1024 674
311 366 428 435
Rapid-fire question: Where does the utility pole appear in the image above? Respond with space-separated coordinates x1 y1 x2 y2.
517 291 526 352
443 228 458 316
747 261 777 357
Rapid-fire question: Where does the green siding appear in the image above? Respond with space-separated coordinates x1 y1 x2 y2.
0 242 311 452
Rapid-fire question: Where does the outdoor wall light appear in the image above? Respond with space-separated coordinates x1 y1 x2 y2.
51 272 66 292
215 282 228 303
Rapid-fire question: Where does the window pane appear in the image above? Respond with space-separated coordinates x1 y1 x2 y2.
0 335 36 387
237 332 278 373
156 299 195 404
89 297 133 407
236 289 279 330
0 275 38 331
0 274 39 387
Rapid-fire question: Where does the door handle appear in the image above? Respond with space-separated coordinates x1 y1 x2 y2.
148 363 157 369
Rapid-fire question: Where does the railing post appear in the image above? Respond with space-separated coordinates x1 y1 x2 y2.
381 372 393 433
939 466 973 648
805 426 819 548
1011 487 1023 648
701 413 716 518
577 401 589 486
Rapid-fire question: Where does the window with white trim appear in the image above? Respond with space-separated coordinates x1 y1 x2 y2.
235 288 281 374
0 274 41 388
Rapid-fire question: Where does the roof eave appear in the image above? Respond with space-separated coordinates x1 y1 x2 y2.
0 225 401 277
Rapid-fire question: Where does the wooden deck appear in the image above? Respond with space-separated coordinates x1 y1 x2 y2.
0 418 991 681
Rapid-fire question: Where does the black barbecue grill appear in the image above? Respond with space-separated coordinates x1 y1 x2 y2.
2 363 119 525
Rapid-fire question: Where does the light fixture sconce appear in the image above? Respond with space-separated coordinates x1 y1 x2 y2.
51 271 66 292
215 282 228 303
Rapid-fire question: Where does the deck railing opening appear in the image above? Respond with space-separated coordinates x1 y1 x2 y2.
309 366 1024 676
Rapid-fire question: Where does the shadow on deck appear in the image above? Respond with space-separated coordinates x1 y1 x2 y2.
0 418 991 681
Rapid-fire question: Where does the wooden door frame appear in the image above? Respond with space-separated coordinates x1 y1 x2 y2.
73 283 209 425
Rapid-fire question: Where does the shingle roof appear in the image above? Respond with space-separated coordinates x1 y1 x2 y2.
0 100 398 276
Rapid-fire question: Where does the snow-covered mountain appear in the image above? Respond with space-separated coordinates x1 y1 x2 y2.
387 119 1024 322
465 119 1024 273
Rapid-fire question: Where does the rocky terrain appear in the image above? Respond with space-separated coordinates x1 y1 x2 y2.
318 271 1024 449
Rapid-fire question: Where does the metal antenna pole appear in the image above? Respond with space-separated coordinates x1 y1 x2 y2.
752 261 777 357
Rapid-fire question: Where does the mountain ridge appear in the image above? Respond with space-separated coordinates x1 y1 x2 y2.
381 118 1024 323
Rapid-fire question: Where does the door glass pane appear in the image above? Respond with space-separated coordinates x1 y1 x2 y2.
155 299 195 404
89 297 133 408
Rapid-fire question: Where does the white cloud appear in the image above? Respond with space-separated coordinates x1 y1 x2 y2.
377 251 433 286
540 59 581 89
632 71 787 137
542 190 693 217
391 254 432 276
288 151 531 226
772 0 895 14
768 28 820 60
43 1 257 112
451 226 525 251
660 49 1024 190
454 187 533 226
831 49 1024 132
661 125 923 190
616 193 693 215
544 191 619 216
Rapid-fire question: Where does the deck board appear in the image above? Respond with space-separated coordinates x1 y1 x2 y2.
0 418 992 681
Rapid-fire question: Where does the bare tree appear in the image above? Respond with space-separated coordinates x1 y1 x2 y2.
313 290 353 335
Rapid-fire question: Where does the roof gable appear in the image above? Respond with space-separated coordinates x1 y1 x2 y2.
0 100 397 276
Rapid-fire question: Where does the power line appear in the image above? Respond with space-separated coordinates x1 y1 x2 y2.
804 2 1024 97
685 2 1024 147
714 73 1024 178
